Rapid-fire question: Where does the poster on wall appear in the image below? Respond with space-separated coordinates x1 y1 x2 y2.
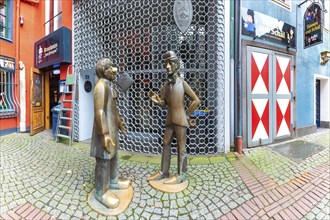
304 3 323 48
242 7 296 49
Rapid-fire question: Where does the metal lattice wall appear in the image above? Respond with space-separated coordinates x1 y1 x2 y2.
73 0 225 155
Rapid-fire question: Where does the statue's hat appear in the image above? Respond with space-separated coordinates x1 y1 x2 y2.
164 51 178 61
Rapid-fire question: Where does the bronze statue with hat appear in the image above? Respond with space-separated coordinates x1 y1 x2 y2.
148 51 200 192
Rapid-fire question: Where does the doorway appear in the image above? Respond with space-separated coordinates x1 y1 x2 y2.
314 76 330 128
315 79 321 128
30 68 45 135
49 70 60 130
247 47 294 147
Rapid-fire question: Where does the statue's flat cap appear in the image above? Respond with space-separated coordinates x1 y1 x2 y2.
164 51 178 61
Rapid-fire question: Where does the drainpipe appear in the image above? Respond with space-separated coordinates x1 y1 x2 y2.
15 0 21 132
19 61 26 132
234 0 243 154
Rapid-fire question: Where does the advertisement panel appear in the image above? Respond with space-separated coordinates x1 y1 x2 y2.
242 7 296 49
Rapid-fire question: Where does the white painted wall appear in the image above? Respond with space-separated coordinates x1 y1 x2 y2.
320 79 330 122
78 69 95 141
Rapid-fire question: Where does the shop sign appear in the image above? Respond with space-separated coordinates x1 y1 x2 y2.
0 55 15 72
242 7 296 49
35 26 71 69
304 3 323 48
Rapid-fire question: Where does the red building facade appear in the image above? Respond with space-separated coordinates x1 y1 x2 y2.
0 0 72 136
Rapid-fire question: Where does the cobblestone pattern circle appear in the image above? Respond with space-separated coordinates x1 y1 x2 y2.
73 0 226 155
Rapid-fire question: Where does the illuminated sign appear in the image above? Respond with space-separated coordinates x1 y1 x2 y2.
304 3 323 48
35 26 71 69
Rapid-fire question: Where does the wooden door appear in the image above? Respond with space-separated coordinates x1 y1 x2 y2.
30 68 45 135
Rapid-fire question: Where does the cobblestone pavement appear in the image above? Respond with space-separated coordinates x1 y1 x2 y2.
0 129 329 220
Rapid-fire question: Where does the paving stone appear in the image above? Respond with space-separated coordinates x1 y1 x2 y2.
49 209 61 218
59 212 71 220
1 130 329 220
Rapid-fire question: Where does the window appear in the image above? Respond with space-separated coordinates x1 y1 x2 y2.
0 71 18 117
271 0 291 10
0 0 7 38
45 0 62 35
0 0 12 40
0 56 18 118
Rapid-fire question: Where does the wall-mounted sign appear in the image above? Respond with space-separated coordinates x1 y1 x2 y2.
35 26 71 69
0 55 15 72
242 7 296 49
173 0 193 33
304 3 323 48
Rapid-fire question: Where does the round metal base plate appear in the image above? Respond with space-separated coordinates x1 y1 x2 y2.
88 186 134 216
149 179 189 193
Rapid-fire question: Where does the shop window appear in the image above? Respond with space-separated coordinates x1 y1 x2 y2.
0 70 18 118
270 0 291 10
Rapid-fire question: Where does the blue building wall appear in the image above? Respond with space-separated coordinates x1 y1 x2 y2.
296 5 330 128
241 0 330 131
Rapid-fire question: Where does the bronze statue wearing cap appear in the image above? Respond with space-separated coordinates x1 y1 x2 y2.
148 51 200 184
90 58 130 209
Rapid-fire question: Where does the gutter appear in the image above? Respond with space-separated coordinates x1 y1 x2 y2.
234 0 243 153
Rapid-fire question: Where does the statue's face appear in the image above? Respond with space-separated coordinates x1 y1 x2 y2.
105 66 118 81
165 60 178 77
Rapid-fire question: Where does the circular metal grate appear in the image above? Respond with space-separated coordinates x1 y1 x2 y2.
73 0 226 155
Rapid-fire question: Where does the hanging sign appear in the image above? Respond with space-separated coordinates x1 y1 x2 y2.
304 3 323 48
173 0 193 33
242 8 296 49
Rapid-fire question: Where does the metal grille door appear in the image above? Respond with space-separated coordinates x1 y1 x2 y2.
73 0 226 155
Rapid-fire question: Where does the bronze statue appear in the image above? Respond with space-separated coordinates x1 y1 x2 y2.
148 51 200 185
90 58 130 209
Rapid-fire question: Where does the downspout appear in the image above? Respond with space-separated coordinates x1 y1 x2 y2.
234 0 243 153
15 0 21 132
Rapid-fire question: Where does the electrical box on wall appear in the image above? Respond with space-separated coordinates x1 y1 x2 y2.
78 69 95 141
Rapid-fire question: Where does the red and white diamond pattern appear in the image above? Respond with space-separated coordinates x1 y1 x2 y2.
276 56 291 137
251 52 269 141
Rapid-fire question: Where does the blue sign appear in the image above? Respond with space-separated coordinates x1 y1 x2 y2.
0 55 15 73
304 3 323 48
35 26 72 69
192 110 209 117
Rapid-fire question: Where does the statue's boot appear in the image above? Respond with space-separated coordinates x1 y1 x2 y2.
147 171 165 182
96 190 120 209
164 174 187 185
110 179 131 189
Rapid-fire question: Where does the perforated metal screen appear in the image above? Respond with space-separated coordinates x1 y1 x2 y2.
73 0 226 155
